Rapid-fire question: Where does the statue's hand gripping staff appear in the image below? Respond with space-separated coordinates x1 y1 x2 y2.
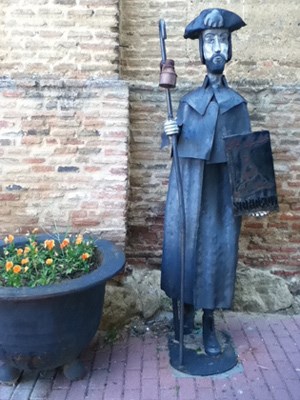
159 19 186 368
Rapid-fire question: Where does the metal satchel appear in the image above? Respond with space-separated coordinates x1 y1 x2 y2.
224 130 279 216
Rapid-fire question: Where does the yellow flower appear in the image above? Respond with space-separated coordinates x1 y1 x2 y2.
21 258 29 265
13 265 21 274
81 253 90 261
24 246 30 254
75 235 83 245
24 266 29 272
60 238 70 249
5 261 13 272
45 258 53 266
44 239 55 251
4 234 14 244
17 248 24 256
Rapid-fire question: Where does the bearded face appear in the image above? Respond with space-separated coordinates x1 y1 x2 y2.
202 29 229 74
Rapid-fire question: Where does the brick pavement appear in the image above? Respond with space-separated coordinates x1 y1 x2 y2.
0 312 299 400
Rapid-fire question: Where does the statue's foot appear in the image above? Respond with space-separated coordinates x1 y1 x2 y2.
203 329 222 356
63 359 86 381
202 310 222 357
0 364 22 385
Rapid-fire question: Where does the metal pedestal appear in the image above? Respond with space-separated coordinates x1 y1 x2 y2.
168 329 237 376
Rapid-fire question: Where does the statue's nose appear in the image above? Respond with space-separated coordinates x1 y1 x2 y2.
213 37 221 52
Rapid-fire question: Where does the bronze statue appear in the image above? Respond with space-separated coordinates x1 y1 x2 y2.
159 9 277 372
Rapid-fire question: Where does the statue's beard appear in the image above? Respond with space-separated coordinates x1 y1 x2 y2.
205 54 226 74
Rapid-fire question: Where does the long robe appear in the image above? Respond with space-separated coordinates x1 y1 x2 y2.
161 76 251 310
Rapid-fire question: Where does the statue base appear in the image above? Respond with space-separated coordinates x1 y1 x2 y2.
168 329 237 376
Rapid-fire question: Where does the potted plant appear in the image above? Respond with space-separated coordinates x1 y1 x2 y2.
0 231 125 383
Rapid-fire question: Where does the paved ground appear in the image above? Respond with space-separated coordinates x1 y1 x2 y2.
0 312 299 400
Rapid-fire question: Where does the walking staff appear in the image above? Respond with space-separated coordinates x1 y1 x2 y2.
158 19 186 367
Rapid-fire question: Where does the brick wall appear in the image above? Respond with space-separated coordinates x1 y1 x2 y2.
0 77 129 245
0 0 119 79
120 0 300 275
0 0 129 246
0 0 299 274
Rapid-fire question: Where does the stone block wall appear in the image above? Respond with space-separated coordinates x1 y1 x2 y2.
120 0 300 275
0 0 129 246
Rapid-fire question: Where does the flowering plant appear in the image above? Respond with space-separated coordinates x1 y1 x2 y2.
0 232 97 288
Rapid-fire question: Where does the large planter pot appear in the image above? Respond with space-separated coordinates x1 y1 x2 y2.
0 234 125 383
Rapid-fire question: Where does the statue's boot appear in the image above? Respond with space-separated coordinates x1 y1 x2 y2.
202 309 222 356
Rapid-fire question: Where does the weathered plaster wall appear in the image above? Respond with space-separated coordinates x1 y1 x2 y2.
120 0 300 275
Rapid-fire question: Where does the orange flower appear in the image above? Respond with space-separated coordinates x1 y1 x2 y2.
13 265 21 274
4 234 14 244
5 261 13 272
75 235 83 245
60 238 70 249
45 258 53 266
17 248 24 256
44 239 55 251
21 258 29 265
24 246 30 254
81 253 90 261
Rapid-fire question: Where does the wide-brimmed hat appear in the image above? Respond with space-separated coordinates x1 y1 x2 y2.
184 8 246 39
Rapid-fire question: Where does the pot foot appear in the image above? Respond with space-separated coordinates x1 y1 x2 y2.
0 364 22 385
63 359 86 381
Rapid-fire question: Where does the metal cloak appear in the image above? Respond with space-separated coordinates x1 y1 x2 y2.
161 76 251 310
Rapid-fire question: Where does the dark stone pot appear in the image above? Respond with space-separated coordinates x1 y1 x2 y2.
0 235 125 382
